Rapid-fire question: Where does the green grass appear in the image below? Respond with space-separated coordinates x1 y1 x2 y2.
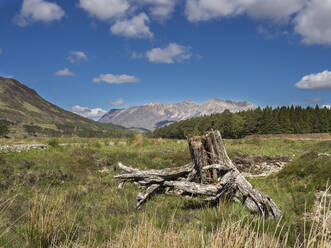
0 137 330 247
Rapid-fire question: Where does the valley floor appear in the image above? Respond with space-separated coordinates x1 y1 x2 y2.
0 135 330 247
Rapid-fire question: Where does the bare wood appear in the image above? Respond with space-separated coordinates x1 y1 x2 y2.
205 130 235 169
136 184 160 209
116 162 194 180
115 130 282 219
188 131 281 218
188 137 211 183
116 162 141 173
201 164 232 173
163 181 219 196
137 176 164 185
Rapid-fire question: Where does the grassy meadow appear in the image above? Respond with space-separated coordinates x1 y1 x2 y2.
0 135 330 247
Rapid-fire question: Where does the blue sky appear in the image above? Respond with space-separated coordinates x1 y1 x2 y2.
0 0 330 119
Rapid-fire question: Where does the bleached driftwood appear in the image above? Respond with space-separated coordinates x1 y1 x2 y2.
115 130 281 219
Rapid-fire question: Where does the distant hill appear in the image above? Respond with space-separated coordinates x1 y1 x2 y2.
0 77 133 137
99 98 256 131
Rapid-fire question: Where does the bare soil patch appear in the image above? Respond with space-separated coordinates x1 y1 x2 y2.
232 151 292 177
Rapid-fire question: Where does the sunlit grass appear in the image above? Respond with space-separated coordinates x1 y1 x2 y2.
0 136 330 247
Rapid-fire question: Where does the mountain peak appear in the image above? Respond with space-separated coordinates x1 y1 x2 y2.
207 98 224 103
99 98 257 131
181 100 195 104
144 102 163 106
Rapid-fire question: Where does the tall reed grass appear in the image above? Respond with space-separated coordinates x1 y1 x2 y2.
27 194 79 248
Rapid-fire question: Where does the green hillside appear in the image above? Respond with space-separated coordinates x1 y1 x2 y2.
0 77 133 138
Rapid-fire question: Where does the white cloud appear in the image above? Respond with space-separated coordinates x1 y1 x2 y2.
93 74 139 84
79 0 177 21
72 105 107 119
79 0 129 20
146 43 192 64
185 0 304 22
140 0 178 19
245 0 305 22
294 0 331 46
322 105 331 109
110 13 153 39
67 51 88 64
14 0 65 27
295 70 331 90
110 99 124 106
76 0 331 47
55 68 74 76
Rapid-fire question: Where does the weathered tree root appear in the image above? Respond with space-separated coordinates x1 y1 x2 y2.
115 130 282 219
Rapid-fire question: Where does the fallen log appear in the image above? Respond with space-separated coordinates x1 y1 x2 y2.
136 184 161 209
115 162 194 181
115 130 282 219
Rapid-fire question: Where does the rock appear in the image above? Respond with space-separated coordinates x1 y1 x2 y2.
0 144 48 152
98 167 110 174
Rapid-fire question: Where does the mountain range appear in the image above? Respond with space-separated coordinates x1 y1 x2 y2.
0 76 257 136
0 77 132 137
99 99 256 131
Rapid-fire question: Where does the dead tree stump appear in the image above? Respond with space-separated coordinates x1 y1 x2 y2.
115 130 282 219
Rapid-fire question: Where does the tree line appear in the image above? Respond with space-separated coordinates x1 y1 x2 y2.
152 105 331 139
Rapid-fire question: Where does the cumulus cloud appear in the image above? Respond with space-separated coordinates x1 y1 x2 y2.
110 99 124 106
79 0 177 20
185 0 331 46
245 0 305 22
295 70 331 90
14 0 65 27
55 68 74 76
76 0 331 46
72 105 107 119
79 0 129 20
93 74 139 84
185 0 305 22
110 13 153 39
140 0 178 19
294 0 331 46
146 43 192 64
67 51 88 64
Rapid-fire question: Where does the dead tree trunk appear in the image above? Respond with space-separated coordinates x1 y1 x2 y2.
115 130 281 219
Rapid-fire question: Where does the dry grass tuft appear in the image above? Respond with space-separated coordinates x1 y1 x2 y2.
133 134 145 146
106 216 286 248
303 184 331 248
65 186 330 248
27 194 79 248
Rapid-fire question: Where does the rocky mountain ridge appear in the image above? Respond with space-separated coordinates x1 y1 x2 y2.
99 98 256 131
